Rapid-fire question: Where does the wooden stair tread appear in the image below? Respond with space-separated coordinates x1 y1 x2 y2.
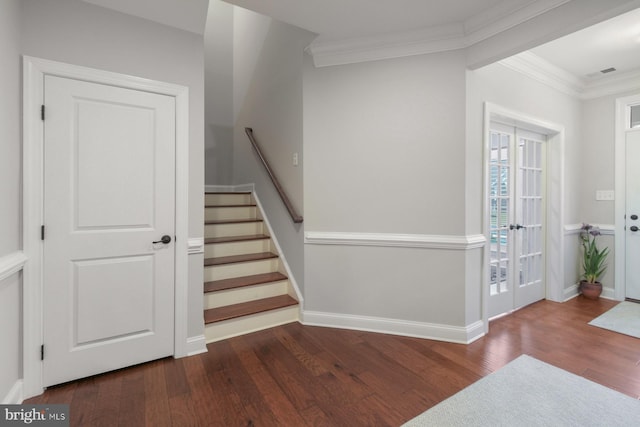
205 204 257 208
205 218 263 225
204 295 298 324
205 191 251 194
205 234 270 244
204 272 288 293
204 252 278 266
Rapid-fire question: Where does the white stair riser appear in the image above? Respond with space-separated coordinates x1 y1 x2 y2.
204 239 271 258
204 281 290 309
205 222 264 238
204 258 280 282
204 306 299 343
205 193 252 206
205 206 257 221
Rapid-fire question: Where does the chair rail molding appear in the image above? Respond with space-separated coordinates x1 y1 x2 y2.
0 251 27 284
187 237 205 255
564 223 615 235
304 231 486 250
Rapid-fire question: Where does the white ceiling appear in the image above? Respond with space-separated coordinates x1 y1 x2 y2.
80 0 640 84
530 7 640 80
223 0 513 42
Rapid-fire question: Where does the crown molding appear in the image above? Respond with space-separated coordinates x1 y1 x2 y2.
465 0 572 46
498 51 584 97
499 51 640 100
307 0 570 67
307 23 466 68
582 69 640 99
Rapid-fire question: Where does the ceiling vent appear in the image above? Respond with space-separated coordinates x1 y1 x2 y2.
600 67 617 74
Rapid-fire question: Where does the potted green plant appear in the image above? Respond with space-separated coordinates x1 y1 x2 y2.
579 223 609 299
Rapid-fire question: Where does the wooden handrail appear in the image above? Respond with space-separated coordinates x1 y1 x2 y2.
245 128 303 223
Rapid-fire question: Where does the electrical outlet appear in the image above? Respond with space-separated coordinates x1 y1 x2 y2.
293 152 299 166
595 190 614 201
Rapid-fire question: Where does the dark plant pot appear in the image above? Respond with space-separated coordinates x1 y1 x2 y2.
580 281 602 300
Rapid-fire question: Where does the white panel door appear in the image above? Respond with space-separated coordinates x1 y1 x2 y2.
488 123 546 318
625 128 640 300
43 75 176 387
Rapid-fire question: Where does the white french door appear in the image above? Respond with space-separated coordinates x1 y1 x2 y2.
488 122 546 318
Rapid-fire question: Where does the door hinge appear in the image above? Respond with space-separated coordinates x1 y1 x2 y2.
41 225 45 241
41 105 45 121
40 344 44 361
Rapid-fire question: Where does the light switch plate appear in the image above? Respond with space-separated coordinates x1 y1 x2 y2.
596 190 615 201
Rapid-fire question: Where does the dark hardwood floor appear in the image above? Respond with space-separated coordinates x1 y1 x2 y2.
26 297 640 426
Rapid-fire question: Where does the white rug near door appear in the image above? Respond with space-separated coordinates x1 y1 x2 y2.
402 355 640 427
588 301 640 339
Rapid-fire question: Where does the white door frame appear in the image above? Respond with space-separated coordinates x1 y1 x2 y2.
22 56 190 398
482 103 565 330
614 92 640 301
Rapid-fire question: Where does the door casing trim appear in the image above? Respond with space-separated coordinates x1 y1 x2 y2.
22 56 190 398
482 102 565 332
614 92 640 300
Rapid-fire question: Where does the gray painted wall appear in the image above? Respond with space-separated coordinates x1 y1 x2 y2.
0 0 22 258
303 50 471 327
232 13 315 293
0 0 23 402
205 0 234 185
20 0 205 339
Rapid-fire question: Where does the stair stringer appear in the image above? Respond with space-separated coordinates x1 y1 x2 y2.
250 188 304 311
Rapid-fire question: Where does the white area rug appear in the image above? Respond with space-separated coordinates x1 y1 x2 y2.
403 355 640 427
589 301 640 339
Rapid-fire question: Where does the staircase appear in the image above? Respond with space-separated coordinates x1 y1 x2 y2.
203 192 300 343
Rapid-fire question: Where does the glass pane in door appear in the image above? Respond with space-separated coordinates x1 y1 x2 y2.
489 130 511 296
518 137 543 290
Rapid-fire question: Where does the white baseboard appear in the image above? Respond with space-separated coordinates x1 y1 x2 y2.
186 335 207 356
563 284 579 301
601 285 617 300
302 311 485 344
564 283 619 301
2 380 23 404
